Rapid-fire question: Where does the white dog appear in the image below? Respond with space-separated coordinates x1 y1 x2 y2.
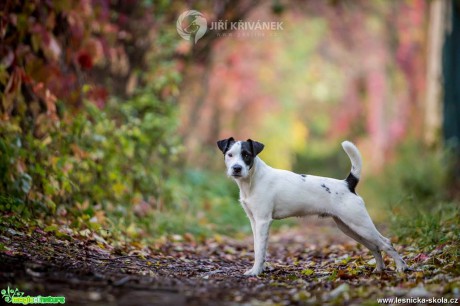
217 137 408 276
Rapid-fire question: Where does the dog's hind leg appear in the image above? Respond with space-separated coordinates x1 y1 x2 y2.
338 206 408 272
333 217 385 272
375 235 408 272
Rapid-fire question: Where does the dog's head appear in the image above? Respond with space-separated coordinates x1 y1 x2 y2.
217 137 264 179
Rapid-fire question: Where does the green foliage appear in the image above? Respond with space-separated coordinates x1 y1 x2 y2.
0 87 180 230
362 141 450 210
75 93 181 207
391 202 460 251
0 0 187 240
368 141 460 251
167 169 248 236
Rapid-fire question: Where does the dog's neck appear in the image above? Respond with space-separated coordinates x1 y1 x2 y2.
235 157 267 200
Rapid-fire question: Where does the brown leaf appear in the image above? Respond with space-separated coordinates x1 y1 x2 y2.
338 269 356 280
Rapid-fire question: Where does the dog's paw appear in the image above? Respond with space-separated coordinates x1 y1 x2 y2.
372 267 384 273
396 265 411 272
244 267 263 276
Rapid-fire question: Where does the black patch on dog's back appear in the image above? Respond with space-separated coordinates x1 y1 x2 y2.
345 173 359 194
321 184 331 194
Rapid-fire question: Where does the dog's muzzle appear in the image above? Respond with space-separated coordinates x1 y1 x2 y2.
231 164 243 177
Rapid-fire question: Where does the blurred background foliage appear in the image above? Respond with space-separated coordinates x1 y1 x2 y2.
0 0 459 246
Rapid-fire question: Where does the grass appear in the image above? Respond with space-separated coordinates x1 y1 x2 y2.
390 201 460 251
372 141 460 251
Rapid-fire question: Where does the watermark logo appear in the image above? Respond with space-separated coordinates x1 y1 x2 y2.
209 20 283 31
176 10 284 41
2 287 65 305
2 287 23 303
176 10 207 44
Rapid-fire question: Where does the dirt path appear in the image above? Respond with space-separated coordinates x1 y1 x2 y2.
1 218 459 305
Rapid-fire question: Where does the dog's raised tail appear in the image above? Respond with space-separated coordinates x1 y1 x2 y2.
341 141 362 194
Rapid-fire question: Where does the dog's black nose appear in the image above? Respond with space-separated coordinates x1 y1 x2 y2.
232 165 242 173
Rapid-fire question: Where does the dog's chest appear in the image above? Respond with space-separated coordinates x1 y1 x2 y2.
240 198 256 216
240 195 271 219
240 198 250 210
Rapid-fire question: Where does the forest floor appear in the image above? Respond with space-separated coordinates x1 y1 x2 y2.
1 218 459 306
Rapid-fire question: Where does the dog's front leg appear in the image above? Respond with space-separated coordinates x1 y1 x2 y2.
244 219 272 276
241 203 256 243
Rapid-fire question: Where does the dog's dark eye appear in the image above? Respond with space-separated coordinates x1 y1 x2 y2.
228 153 233 158
242 153 250 160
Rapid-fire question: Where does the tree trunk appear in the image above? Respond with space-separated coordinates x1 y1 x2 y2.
443 0 460 195
424 0 445 145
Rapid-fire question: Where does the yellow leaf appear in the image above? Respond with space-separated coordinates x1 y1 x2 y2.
214 234 223 244
126 223 138 238
112 182 126 197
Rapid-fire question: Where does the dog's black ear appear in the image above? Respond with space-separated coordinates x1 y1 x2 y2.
217 137 235 154
247 139 264 156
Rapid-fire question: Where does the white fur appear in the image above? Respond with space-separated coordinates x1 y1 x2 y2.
342 140 362 178
223 140 408 276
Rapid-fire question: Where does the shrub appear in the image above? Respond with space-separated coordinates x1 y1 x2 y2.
0 88 181 229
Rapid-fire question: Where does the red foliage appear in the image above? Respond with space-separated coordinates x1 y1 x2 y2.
0 0 157 117
86 86 109 109
77 51 93 70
